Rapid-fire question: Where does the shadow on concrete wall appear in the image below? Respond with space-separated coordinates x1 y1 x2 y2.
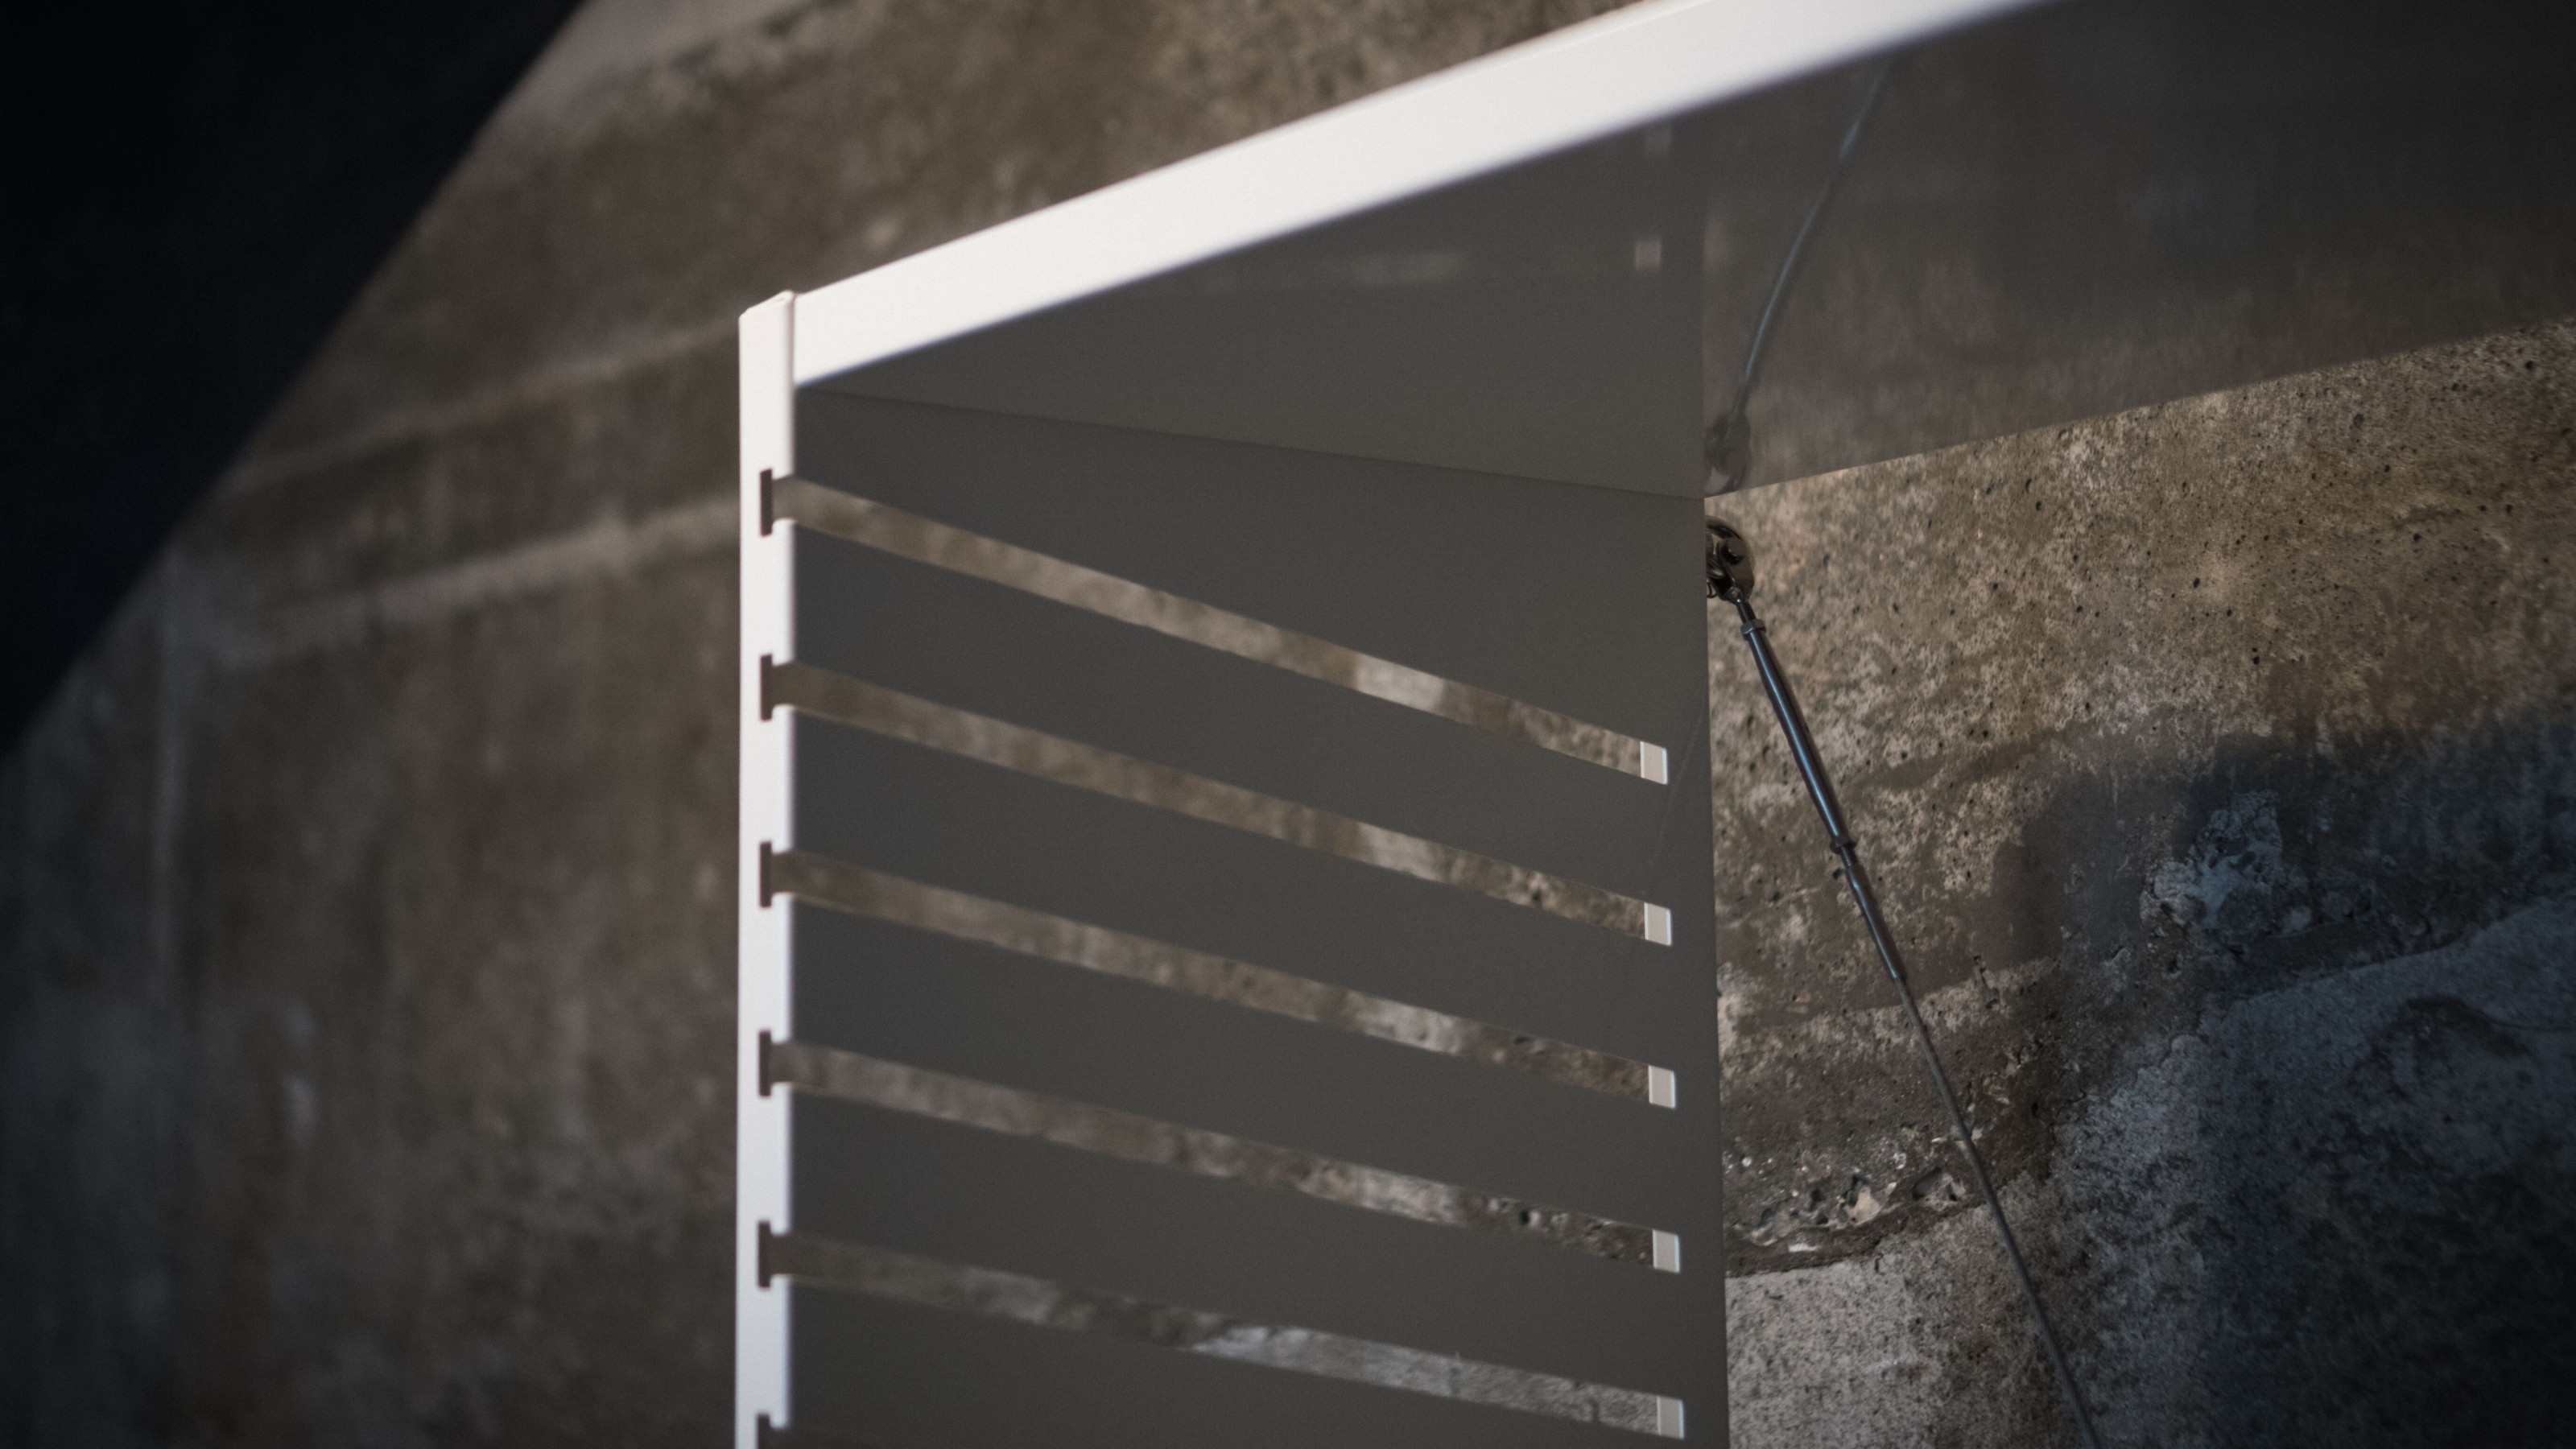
2028 716 2576 1444
1714 316 2576 1447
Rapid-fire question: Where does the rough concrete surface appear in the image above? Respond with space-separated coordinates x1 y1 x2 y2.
6 0 2575 1445
1714 317 2576 1445
0 2 1634 1446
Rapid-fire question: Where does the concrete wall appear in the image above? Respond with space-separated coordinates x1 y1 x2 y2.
4 2 2573 1447
0 2 1630 1445
1715 318 2576 1447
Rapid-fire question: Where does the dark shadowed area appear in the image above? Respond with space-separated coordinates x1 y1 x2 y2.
0 0 584 745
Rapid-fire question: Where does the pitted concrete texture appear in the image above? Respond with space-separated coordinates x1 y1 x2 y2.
9 0 2575 1442
0 2 1633 1445
1713 317 2576 1445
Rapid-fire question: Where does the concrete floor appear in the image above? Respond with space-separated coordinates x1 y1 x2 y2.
4 1 2574 1445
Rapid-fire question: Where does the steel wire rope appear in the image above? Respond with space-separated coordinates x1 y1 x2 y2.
1707 523 2105 1449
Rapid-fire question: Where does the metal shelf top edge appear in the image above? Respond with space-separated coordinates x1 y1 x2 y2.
785 0 2033 388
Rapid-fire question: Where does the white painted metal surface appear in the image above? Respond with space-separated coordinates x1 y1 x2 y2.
736 291 795 1446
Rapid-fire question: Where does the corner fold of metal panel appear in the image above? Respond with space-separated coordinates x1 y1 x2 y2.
737 290 798 1449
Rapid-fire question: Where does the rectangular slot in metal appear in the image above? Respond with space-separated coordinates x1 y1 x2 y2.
784 1277 1674 1448
784 1094 1707 1397
768 1230 1681 1435
745 385 1722 1447
780 711 1703 1068
776 896 1697 1230
766 848 1673 1104
779 522 1674 889
766 1035 1678 1269
770 473 1665 779
769 658 1663 939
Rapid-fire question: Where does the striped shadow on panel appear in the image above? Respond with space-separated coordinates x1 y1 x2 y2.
761 1228 1685 1437
762 845 1676 1106
765 473 1671 783
763 1035 1680 1270
764 658 1673 943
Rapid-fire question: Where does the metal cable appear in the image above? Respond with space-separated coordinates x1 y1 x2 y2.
1830 841 2104 1449
1711 530 2105 1449
1707 55 1896 493
1736 56 1893 410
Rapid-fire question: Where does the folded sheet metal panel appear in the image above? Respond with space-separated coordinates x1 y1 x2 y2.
741 350 1718 1443
734 0 2576 1440
786 0 2025 397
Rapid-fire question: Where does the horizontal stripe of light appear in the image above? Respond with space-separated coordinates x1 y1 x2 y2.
768 477 1666 781
765 848 1672 1104
766 1036 1675 1269
766 658 1662 938
760 1228 1684 1436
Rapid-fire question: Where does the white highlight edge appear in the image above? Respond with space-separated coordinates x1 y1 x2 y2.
736 291 797 1449
790 0 2033 387
1648 1065 1678 1109
1658 1396 1688 1439
1640 741 1670 785
1653 1229 1683 1274
1644 902 1674 946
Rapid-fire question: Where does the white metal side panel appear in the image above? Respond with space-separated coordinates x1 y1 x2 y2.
736 291 796 1449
